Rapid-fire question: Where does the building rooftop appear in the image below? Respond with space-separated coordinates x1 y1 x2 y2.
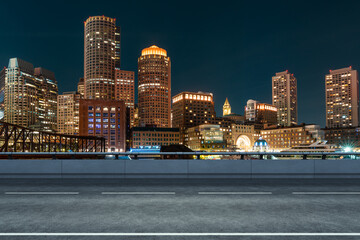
328 66 354 74
141 45 167 57
172 91 213 97
85 16 116 25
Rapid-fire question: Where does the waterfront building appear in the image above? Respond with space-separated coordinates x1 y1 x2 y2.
57 91 82 135
185 124 227 151
84 16 118 100
208 115 252 150
323 127 360 149
3 58 58 131
260 124 323 151
79 99 126 152
223 98 231 116
131 126 180 148
212 117 234 149
172 91 216 143
115 69 135 127
272 70 297 126
138 45 171 127
325 67 359 128
229 123 257 151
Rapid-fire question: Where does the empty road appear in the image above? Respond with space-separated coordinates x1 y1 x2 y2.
0 179 360 240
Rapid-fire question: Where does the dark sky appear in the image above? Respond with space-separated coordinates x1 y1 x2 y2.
1 0 360 127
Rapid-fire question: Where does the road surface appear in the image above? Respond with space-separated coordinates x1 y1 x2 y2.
0 179 359 239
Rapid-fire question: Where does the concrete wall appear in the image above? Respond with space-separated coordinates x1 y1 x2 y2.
188 160 251 178
0 159 360 178
62 160 125 178
314 160 360 178
252 160 315 178
0 160 62 178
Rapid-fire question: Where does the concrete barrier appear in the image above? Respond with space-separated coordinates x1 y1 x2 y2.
315 160 360 178
62 160 125 178
0 160 62 178
0 159 360 178
125 160 188 178
188 160 251 178
251 160 315 178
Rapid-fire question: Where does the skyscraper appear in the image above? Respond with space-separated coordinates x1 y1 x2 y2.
82 16 129 152
115 69 135 127
57 91 82 135
272 70 297 126
223 98 231 116
3 58 58 131
138 45 171 127
34 67 58 131
325 67 359 128
84 16 118 100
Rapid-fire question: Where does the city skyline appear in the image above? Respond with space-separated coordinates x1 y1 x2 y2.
2 1 360 127
1 2 360 236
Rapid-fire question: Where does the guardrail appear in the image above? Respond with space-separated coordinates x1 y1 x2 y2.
0 152 358 160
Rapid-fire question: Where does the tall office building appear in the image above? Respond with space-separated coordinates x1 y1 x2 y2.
115 69 135 127
4 58 58 131
138 45 171 127
35 67 58 131
172 91 216 143
325 67 359 128
223 98 231 116
84 16 118 100
77 78 85 97
272 70 297 126
57 91 82 135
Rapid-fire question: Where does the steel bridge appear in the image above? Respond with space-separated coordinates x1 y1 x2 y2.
0 121 105 152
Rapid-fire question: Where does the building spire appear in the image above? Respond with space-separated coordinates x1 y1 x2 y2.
223 98 231 116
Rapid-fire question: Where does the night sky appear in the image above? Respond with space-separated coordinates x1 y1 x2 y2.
2 0 360 127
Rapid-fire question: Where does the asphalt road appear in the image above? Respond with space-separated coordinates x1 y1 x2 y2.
0 179 360 240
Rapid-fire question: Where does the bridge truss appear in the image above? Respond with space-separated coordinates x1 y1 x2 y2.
0 121 105 152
